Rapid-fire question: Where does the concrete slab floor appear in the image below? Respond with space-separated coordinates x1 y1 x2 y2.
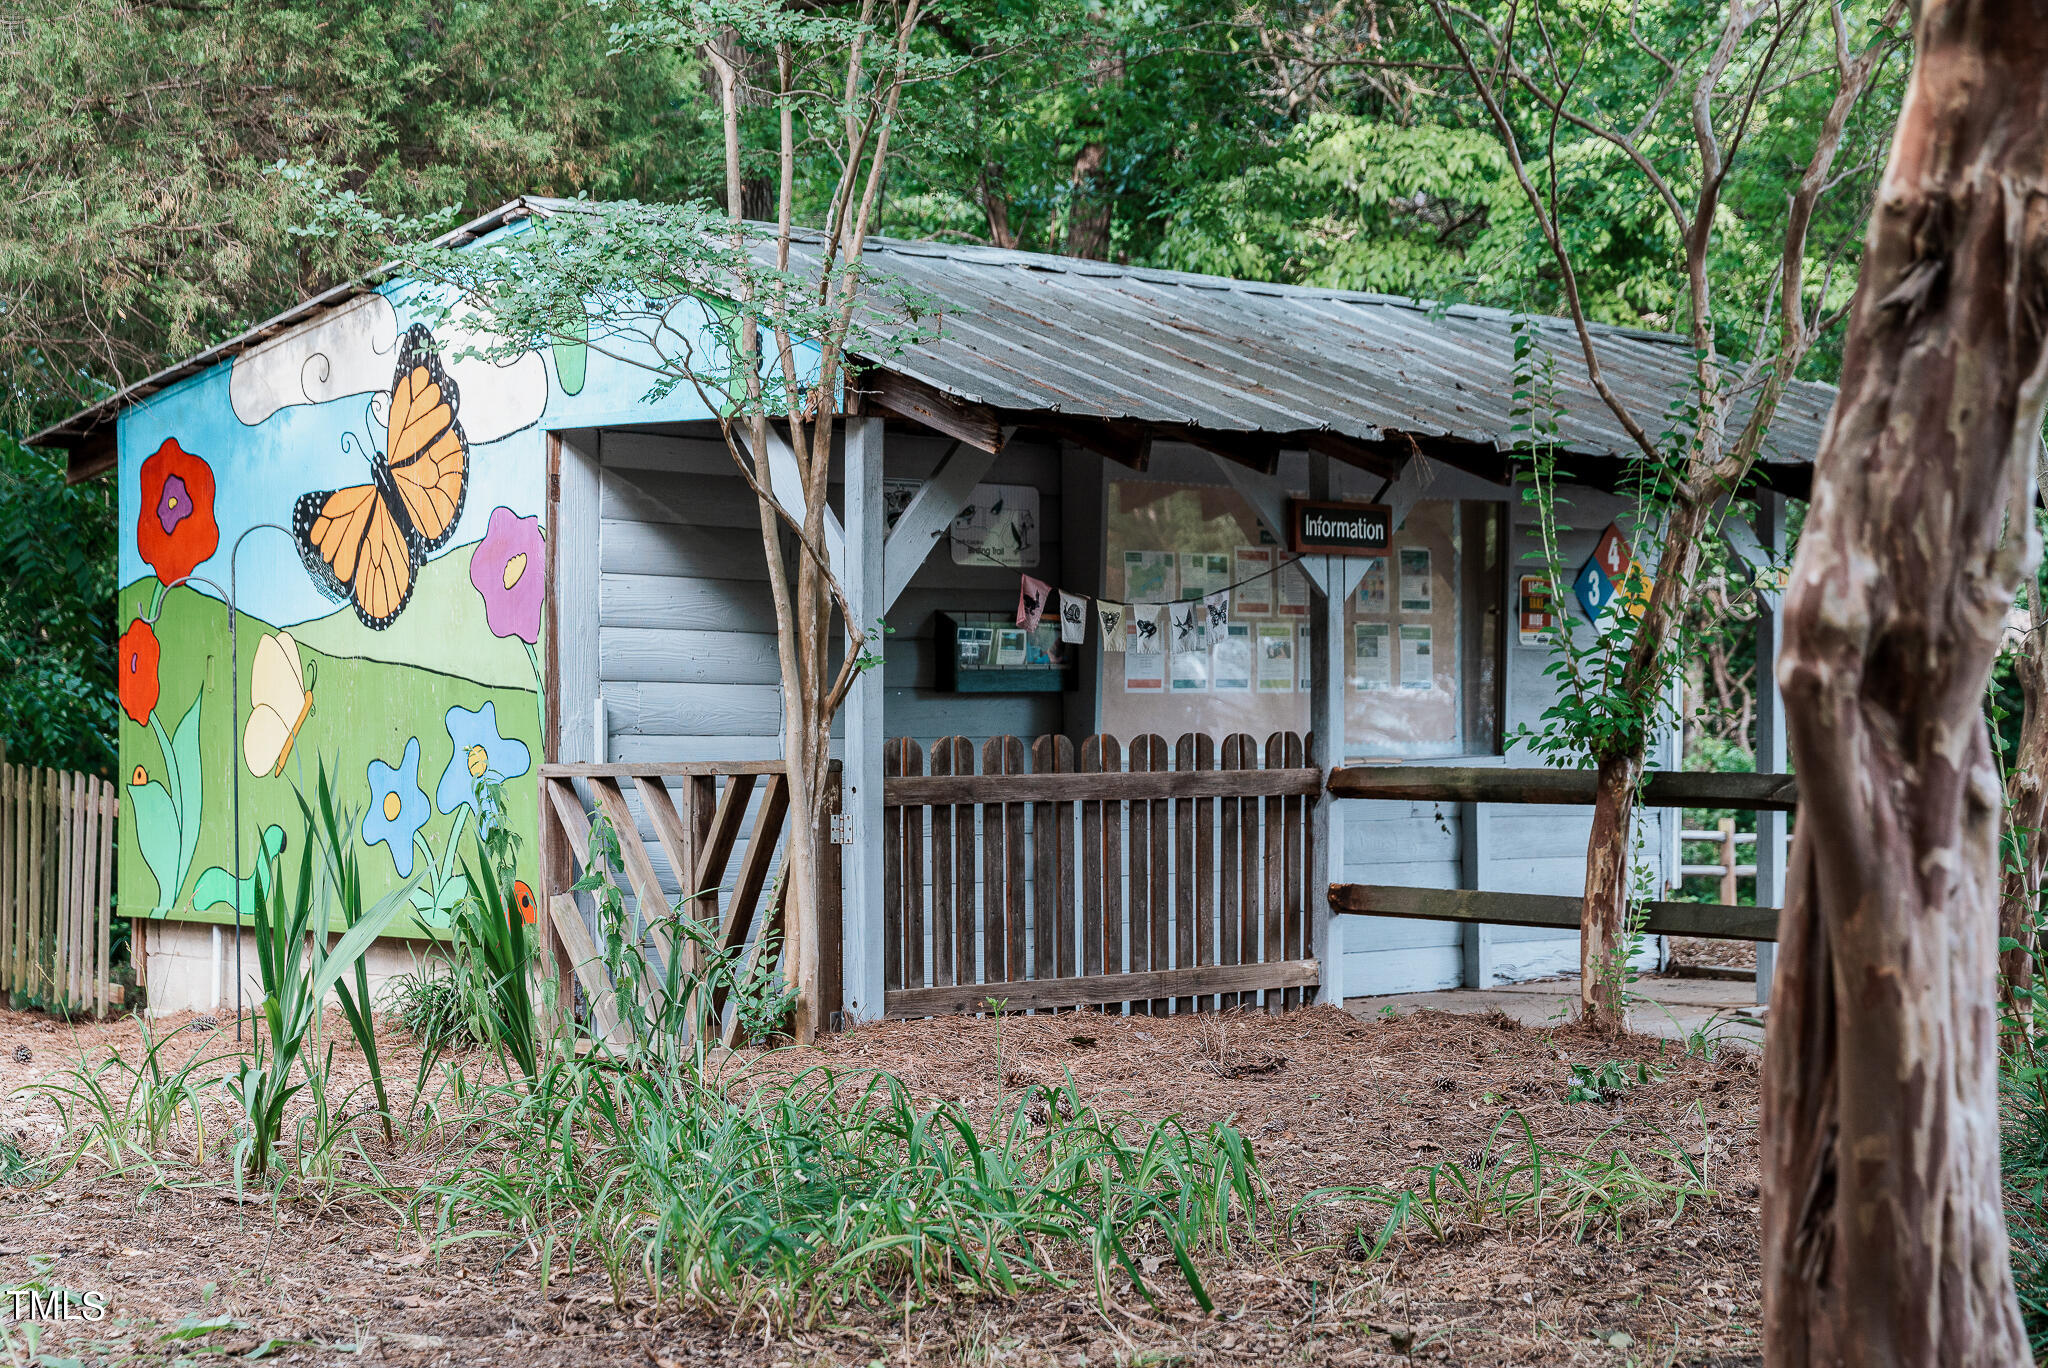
1345 973 1767 1050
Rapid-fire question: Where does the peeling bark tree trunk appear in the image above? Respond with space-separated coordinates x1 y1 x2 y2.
1761 2 2048 1361
2003 613 2048 1002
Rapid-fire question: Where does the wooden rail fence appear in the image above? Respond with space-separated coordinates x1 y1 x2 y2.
537 761 834 1044
1328 765 1793 942
883 732 1322 1017
0 765 117 1014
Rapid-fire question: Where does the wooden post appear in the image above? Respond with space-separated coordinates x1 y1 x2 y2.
842 414 888 1024
1718 817 1739 907
1753 490 1787 1006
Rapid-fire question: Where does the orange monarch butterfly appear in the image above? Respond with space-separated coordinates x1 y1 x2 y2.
293 324 469 629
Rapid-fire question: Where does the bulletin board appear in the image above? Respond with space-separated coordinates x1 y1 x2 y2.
1344 500 1464 755
1097 480 1311 741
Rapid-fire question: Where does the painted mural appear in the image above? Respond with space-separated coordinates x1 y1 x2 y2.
114 249 712 936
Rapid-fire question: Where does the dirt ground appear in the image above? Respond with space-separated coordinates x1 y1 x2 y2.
0 1002 1765 1366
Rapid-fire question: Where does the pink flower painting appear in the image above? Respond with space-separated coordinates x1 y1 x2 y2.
469 506 543 644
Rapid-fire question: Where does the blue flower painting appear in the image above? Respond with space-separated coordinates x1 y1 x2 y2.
363 738 431 877
436 701 533 818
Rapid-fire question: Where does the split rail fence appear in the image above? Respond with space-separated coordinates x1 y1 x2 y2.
537 760 832 1043
0 765 117 1014
883 731 1322 1016
1327 765 1793 941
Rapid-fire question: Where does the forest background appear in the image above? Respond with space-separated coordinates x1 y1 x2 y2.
0 0 1911 779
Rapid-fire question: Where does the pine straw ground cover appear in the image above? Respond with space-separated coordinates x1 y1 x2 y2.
0 1001 1763 1367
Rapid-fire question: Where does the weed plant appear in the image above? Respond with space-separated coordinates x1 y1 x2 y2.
1302 1107 1714 1260
1999 927 2048 1357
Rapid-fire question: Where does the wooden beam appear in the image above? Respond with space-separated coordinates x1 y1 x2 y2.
1029 416 1153 470
882 437 1002 613
548 894 625 1042
539 761 788 779
64 430 116 485
1174 426 1280 475
885 767 1324 806
1330 884 1780 942
738 423 845 573
866 369 1006 453
1326 765 1799 812
885 959 1320 1017
1300 431 1402 481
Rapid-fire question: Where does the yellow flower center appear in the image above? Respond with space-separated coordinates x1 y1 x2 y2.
467 744 488 778
501 552 527 591
131 765 147 786
383 791 402 822
166 495 178 510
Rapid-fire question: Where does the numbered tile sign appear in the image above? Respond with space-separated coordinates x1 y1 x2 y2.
1574 556 1618 622
1593 522 1634 582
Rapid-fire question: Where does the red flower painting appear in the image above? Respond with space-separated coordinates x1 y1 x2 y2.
118 618 161 725
136 438 218 586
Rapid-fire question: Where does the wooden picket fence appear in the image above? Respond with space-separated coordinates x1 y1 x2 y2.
882 731 1323 1017
0 765 117 1015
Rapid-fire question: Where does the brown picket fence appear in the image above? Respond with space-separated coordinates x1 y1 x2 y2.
0 765 117 1015
881 732 1323 1017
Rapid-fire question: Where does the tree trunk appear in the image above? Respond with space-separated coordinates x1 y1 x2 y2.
1063 142 1111 259
2002 613 2048 1002
1761 3 2045 1360
1579 751 1644 1029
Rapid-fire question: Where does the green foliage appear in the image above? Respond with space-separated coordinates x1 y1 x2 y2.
296 764 396 1140
451 776 540 1081
228 792 415 1177
0 435 115 775
31 1017 230 1173
402 815 1261 1324
0 0 700 432
387 964 475 1054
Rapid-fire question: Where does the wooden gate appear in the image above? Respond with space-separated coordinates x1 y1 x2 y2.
883 732 1321 1016
536 761 833 1043
0 765 117 1015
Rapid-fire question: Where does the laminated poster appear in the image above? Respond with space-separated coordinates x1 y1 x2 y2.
1256 623 1297 692
1180 552 1231 600
1400 624 1433 689
1277 558 1309 616
1171 649 1209 692
1399 548 1433 614
1354 622 1390 689
1234 548 1273 615
1125 605 1165 691
950 483 1041 568
1213 623 1252 691
1356 556 1388 613
1123 550 1175 603
994 628 1028 667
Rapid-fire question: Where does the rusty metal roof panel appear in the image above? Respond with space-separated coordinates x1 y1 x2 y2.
823 234 1835 465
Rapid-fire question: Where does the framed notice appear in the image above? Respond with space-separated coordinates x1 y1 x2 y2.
1399 547 1433 614
1234 547 1273 615
1256 623 1296 691
1518 574 1556 647
1213 623 1252 691
1354 623 1391 689
1181 552 1231 600
1277 559 1309 616
1171 650 1209 692
1356 556 1388 613
1123 550 1175 603
1400 624 1433 689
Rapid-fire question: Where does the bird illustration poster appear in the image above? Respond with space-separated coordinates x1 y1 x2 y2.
950 483 1040 568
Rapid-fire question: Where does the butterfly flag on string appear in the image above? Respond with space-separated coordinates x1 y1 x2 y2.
1057 590 1089 644
1169 600 1204 655
1096 600 1127 650
1202 590 1230 632
1016 574 1052 630
1125 603 1162 650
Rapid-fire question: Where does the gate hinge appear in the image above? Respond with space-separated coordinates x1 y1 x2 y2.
829 812 855 845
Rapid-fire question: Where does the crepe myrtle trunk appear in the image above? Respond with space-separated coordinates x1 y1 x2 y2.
1761 2 2047 1361
2001 617 2048 1003
1577 497 1711 1032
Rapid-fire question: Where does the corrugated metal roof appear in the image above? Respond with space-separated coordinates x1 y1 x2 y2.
33 197 1834 479
807 233 1834 469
